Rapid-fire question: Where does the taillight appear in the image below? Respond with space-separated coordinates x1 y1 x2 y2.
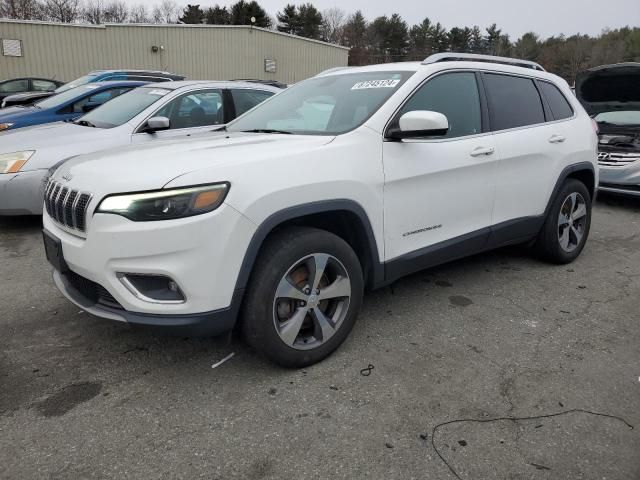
591 118 599 134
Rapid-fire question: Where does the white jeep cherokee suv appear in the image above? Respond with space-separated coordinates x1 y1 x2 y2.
43 54 598 367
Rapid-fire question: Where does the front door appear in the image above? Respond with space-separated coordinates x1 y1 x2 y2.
382 71 498 265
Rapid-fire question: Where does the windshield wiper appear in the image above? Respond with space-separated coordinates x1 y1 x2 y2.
240 128 292 134
74 119 96 128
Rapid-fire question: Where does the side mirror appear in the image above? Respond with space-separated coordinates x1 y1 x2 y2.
146 116 170 133
386 111 449 140
82 102 100 113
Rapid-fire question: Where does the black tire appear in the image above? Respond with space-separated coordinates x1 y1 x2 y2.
242 226 364 368
534 178 592 264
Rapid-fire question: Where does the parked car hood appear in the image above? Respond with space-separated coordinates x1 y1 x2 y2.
575 63 640 116
0 121 116 170
54 133 335 196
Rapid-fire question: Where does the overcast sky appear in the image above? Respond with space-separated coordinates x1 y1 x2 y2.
143 0 639 39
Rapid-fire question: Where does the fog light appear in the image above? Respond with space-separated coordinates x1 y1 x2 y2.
117 273 185 304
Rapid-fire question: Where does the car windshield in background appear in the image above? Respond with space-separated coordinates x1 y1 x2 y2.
594 111 640 126
78 87 170 128
227 71 414 135
55 74 98 93
35 84 101 109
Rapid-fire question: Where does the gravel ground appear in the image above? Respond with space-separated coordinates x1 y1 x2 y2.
1 192 639 479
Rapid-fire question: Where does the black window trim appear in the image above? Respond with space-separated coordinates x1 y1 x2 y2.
535 79 575 123
383 68 490 142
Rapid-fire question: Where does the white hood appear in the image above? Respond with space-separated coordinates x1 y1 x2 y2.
52 132 334 199
0 122 119 171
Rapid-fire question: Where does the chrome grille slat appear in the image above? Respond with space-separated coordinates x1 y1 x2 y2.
44 180 92 234
598 151 640 167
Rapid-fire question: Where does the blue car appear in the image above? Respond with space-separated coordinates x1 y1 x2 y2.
0 81 148 132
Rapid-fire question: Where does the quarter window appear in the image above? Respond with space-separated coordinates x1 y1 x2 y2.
483 73 545 130
538 81 573 120
397 72 482 138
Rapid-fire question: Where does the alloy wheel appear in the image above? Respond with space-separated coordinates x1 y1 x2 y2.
272 253 351 350
557 192 587 253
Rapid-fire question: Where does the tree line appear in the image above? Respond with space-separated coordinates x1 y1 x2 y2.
2 0 639 83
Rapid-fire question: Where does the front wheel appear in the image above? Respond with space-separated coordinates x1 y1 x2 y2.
534 178 592 264
242 227 364 367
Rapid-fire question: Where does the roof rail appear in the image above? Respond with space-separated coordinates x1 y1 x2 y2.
422 53 545 71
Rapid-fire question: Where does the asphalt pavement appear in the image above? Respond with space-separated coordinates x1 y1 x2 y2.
1 193 639 479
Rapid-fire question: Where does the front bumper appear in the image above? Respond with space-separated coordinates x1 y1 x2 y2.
0 169 48 215
43 203 257 332
53 269 241 336
598 162 640 197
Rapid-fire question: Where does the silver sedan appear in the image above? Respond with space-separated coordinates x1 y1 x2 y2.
0 81 280 215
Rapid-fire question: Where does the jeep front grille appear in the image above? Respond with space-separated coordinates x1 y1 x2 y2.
44 180 92 233
598 151 640 167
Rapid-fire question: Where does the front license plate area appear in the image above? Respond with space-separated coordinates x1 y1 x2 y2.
42 230 69 273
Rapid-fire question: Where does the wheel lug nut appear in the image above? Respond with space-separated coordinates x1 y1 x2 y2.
316 289 320 294
304 288 310 294
299 301 306 307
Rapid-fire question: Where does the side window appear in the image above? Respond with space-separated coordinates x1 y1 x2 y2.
70 88 130 113
0 79 29 93
32 79 58 91
397 72 482 138
538 81 573 120
230 89 275 117
154 89 224 129
483 73 545 131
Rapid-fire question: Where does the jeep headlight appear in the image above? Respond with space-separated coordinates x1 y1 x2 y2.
0 150 35 173
96 183 229 221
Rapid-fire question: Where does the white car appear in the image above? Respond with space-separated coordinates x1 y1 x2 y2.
0 81 280 215
43 54 598 367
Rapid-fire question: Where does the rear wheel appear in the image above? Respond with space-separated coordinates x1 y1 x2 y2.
242 227 364 367
534 178 592 264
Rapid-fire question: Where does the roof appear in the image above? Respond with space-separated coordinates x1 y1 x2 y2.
0 19 349 50
134 80 283 92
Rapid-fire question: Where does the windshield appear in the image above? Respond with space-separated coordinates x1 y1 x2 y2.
79 87 170 128
227 71 414 135
594 111 640 126
55 74 99 93
35 85 102 109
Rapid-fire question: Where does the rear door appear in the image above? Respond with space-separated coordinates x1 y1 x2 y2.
484 72 574 224
229 88 275 119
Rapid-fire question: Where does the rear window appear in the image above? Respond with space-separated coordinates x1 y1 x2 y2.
539 81 573 120
484 73 545 131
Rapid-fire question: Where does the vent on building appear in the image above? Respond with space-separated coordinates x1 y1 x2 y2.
264 59 276 73
2 39 23 57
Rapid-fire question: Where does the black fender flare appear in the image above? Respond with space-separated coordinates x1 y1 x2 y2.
543 161 596 217
232 199 383 296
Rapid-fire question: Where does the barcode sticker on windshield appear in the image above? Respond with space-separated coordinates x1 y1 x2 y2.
147 89 168 96
351 79 400 90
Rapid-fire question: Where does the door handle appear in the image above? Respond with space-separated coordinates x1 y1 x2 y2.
548 134 566 143
470 146 495 157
